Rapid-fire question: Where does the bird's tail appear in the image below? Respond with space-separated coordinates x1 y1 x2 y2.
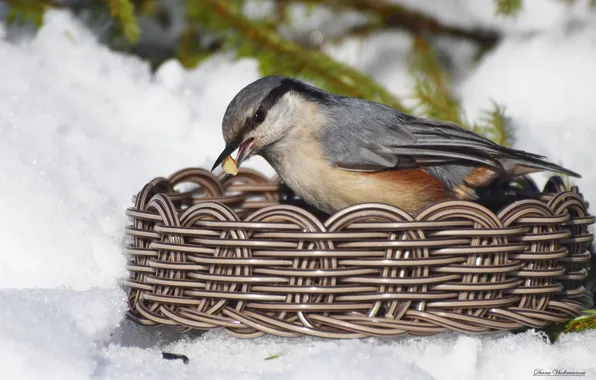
500 150 581 179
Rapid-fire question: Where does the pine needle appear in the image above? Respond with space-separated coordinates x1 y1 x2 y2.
408 35 463 124
107 0 140 43
408 36 513 145
472 101 514 147
495 0 523 17
563 310 596 334
4 0 56 28
185 0 407 110
264 353 284 360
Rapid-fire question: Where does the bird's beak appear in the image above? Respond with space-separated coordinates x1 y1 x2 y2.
212 141 237 172
211 138 255 181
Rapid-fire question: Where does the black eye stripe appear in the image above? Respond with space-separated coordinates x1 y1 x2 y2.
260 83 292 110
237 83 289 136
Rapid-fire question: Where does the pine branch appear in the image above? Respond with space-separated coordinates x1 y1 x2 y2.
543 310 596 342
185 0 408 111
3 0 63 27
327 23 380 45
408 35 464 125
495 0 523 17
273 0 291 25
473 101 514 147
106 0 140 43
5 0 143 54
136 0 160 15
278 0 500 49
408 35 513 146
176 25 224 69
564 310 596 333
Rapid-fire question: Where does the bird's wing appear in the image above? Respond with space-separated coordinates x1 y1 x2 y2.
320 100 579 180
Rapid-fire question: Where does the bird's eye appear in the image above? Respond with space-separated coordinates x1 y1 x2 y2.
252 107 266 124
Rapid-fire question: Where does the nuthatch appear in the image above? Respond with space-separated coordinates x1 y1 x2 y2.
212 76 580 215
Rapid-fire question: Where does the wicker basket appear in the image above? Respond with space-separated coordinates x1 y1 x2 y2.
124 167 594 338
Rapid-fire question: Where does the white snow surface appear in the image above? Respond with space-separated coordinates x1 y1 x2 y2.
1 5 595 380
393 0 596 34
459 21 596 194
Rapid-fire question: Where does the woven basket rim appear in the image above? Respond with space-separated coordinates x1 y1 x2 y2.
129 167 592 222
124 167 595 339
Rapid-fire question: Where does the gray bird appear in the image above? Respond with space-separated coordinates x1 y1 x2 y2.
212 76 580 215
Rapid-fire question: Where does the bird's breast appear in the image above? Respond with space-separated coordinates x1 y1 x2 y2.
263 140 451 215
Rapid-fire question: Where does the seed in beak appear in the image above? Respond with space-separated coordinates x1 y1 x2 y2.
222 156 239 176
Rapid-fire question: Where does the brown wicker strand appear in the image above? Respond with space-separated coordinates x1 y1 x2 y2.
123 168 594 338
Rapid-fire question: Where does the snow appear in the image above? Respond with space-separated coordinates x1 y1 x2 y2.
459 21 596 193
393 0 596 34
0 5 595 380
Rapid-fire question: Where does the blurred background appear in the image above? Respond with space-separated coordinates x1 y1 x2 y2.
2 0 595 147
3 0 595 202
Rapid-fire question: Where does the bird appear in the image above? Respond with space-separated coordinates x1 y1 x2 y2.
211 76 580 216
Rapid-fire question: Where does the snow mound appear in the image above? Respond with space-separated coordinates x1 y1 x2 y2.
0 10 267 289
460 22 596 197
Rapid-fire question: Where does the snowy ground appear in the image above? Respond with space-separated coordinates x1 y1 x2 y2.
1 3 596 380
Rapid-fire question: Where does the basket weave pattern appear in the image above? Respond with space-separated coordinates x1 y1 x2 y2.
124 168 594 338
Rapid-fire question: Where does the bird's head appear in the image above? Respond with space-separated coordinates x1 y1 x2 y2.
211 76 330 176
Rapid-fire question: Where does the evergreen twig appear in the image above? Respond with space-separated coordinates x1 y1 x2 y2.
408 35 513 146
408 35 463 125
564 310 596 333
473 102 513 147
279 0 500 50
3 0 63 27
185 0 407 110
106 0 140 43
544 310 596 342
495 0 523 17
